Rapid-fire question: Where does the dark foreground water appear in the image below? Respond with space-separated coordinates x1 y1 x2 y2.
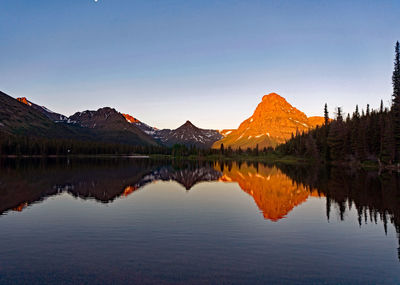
0 158 399 284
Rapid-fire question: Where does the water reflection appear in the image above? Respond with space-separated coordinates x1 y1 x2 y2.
278 163 400 260
1 158 399 261
214 162 323 221
0 158 221 215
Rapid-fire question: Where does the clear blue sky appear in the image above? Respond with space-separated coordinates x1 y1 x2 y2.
1 0 399 129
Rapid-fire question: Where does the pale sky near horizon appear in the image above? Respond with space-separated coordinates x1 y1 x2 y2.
1 0 399 129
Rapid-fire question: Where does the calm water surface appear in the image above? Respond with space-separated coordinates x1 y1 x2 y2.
0 158 399 284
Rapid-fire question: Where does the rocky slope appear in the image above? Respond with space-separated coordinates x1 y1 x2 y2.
154 120 223 148
0 91 81 138
212 93 325 149
219 129 235 137
122 114 158 136
17 97 70 122
0 91 158 146
69 108 158 146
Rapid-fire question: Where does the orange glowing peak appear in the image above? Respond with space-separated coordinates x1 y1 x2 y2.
122 113 140 124
262 92 286 101
212 92 326 150
16 97 32 106
12 202 28 212
122 185 138 197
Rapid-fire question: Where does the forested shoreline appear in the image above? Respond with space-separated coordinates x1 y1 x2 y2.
275 41 400 168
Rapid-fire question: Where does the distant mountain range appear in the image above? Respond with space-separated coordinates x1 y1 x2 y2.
121 113 223 148
124 118 223 148
0 90 324 149
212 93 325 149
0 91 222 148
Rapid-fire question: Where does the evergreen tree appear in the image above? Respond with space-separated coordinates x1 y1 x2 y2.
324 103 329 125
392 41 400 161
336 107 343 122
356 119 367 160
353 105 360 119
323 103 331 161
305 135 318 160
381 117 395 164
327 107 345 160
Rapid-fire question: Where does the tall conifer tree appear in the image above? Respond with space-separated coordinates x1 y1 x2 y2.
392 41 400 161
323 103 330 161
324 103 329 125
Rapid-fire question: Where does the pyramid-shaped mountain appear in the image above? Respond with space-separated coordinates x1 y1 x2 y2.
156 120 223 148
123 117 223 148
212 93 324 149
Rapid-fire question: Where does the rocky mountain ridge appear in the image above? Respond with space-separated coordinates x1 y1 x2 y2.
122 117 223 148
212 93 325 149
17 97 70 122
3 91 324 150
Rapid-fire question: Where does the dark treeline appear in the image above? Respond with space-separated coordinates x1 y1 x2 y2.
0 134 169 156
276 101 395 164
0 133 234 157
277 41 400 166
169 143 273 157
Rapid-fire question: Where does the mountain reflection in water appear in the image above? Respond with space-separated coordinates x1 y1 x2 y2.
214 162 323 221
0 157 399 261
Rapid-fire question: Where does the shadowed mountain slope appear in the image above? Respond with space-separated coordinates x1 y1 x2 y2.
17 97 69 122
0 91 158 146
154 120 223 148
0 91 83 138
70 108 158 146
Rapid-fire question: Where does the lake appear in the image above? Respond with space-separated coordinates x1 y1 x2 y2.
0 158 399 284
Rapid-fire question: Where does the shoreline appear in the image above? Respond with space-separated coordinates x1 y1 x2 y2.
0 154 150 159
1 153 399 172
